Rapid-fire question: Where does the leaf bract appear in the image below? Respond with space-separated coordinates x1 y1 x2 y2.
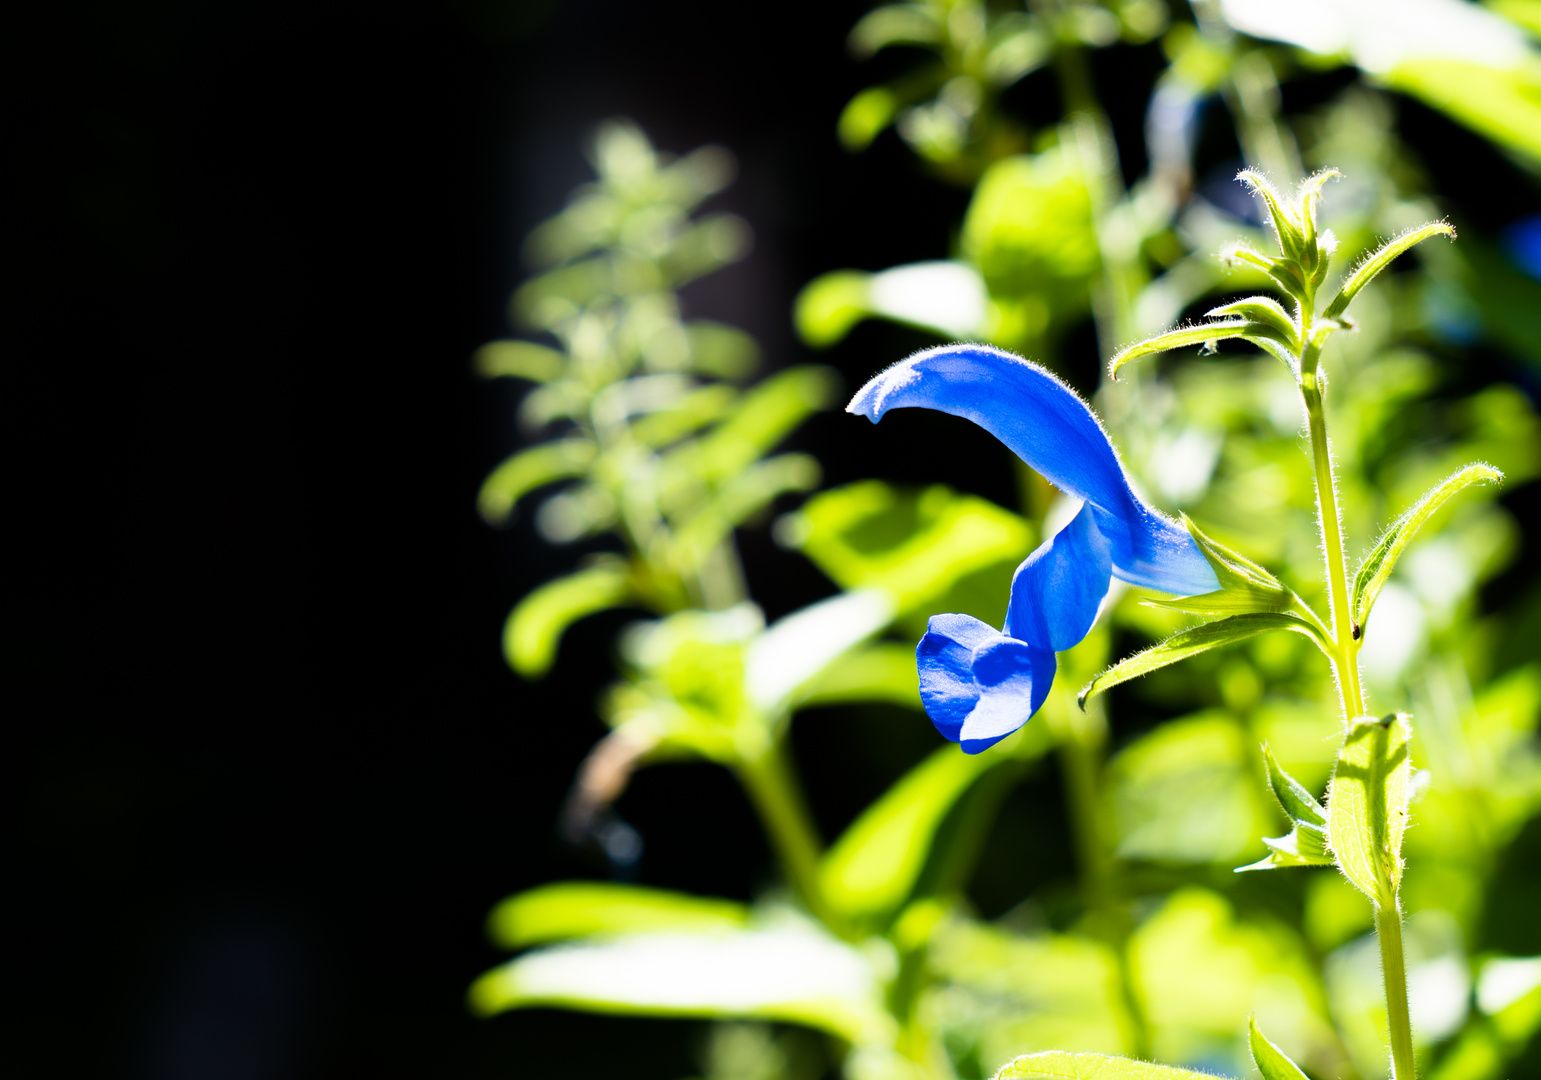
1079 613 1320 709
1324 221 1457 319
1248 1016 1313 1080
1351 462 1502 631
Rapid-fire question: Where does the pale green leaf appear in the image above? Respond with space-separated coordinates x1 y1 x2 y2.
1327 713 1412 902
795 642 920 708
994 1050 1219 1080
1264 743 1327 829
820 747 996 925
1325 221 1458 320
477 439 597 525
487 882 748 949
1079 614 1321 708
473 340 566 382
1238 169 1305 262
744 589 896 714
794 271 871 347
849 4 942 57
1386 59 1541 171
503 561 632 677
838 87 900 151
1109 319 1254 377
468 920 895 1045
1352 462 1503 630
684 366 838 480
685 320 760 380
784 481 1033 618
1206 296 1299 350
1249 1016 1313 1080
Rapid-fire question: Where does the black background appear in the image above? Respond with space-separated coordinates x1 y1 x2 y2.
9 1 1539 1077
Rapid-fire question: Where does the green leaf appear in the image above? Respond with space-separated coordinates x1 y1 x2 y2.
1108 318 1254 378
793 271 871 347
1079 613 1321 709
1351 462 1503 632
1147 516 1301 618
684 366 838 480
1327 713 1412 903
1248 1016 1313 1080
838 87 901 150
1386 59 1541 172
477 439 597 525
848 4 942 57
685 320 760 380
782 481 1033 618
1238 169 1306 263
473 340 567 382
994 1050 1220 1080
1263 743 1327 829
1237 748 1334 871
795 642 920 708
1205 296 1299 350
468 919 894 1044
820 747 996 927
487 882 749 949
1324 221 1458 320
503 561 632 677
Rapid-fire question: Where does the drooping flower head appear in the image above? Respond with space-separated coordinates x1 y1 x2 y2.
849 344 1219 752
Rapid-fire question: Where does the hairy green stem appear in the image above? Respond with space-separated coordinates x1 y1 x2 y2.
1300 333 1413 1078
1376 902 1418 1080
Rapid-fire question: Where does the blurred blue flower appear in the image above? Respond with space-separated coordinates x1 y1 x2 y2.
849 344 1219 752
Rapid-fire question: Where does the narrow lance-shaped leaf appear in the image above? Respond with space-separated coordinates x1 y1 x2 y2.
1248 1016 1313 1080
995 1051 1223 1080
1238 169 1306 262
477 439 597 525
1327 713 1412 903
1079 613 1321 709
1237 745 1335 872
474 340 567 382
1324 221 1457 320
1206 296 1299 351
1352 462 1503 633
487 882 748 949
1109 318 1253 378
503 560 633 678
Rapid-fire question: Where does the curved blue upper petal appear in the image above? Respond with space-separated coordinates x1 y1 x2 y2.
916 614 1054 754
1005 500 1112 652
849 344 1219 597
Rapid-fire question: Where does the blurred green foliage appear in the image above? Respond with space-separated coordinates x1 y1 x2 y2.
474 5 1541 1079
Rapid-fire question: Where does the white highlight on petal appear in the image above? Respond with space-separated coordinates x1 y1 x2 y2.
866 261 988 338
958 681 1034 743
745 588 896 713
1218 0 1526 74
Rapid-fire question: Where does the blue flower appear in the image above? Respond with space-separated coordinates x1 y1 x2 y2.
849 344 1219 752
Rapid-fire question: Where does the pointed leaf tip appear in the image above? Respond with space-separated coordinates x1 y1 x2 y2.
1249 1016 1313 1080
1352 462 1502 630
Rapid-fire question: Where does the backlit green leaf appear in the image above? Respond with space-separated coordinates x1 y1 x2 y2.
1109 319 1254 378
473 340 567 382
477 439 597 525
1248 1016 1313 1080
1206 296 1299 350
795 641 921 708
820 747 996 926
503 561 632 677
1352 462 1503 631
487 882 748 949
1327 713 1412 902
1148 516 1302 619
1079 614 1322 708
1324 221 1458 320
468 919 894 1045
994 1050 1219 1080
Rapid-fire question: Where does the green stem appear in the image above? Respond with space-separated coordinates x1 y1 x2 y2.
1376 901 1418 1080
735 739 841 933
1300 333 1414 1078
